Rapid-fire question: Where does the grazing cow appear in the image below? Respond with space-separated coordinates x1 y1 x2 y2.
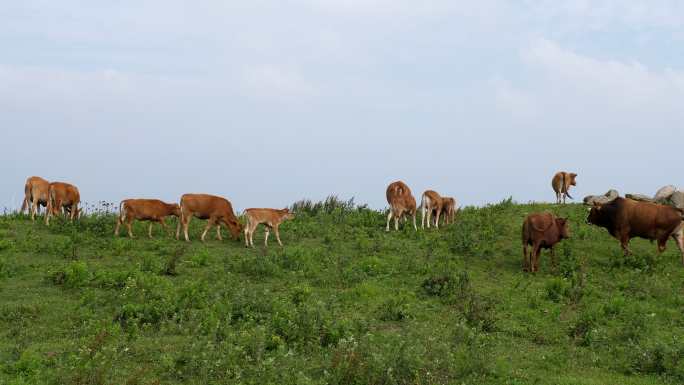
421 190 443 229
244 208 295 247
587 198 684 264
176 194 242 242
20 176 50 220
522 212 570 272
552 172 577 204
115 199 181 238
45 182 80 225
439 197 458 225
385 181 417 232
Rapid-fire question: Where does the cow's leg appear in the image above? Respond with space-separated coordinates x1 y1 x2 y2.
31 197 39 221
619 233 632 255
533 242 542 272
434 209 441 229
69 203 77 221
550 247 557 271
264 226 270 247
421 204 426 229
216 224 223 241
394 211 399 231
412 212 417 231
200 219 216 242
426 207 432 229
386 211 393 232
522 243 529 272
274 225 283 246
250 223 257 247
148 222 154 238
244 225 250 247
127 218 134 238
183 215 192 242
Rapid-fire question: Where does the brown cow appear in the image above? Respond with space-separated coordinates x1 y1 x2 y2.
587 197 684 264
439 196 458 225
21 176 50 220
115 199 181 238
176 194 242 242
45 182 80 225
385 181 417 232
552 172 577 204
420 190 443 229
522 212 570 272
244 208 295 247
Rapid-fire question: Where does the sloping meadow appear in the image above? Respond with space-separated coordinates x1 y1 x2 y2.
0 197 683 384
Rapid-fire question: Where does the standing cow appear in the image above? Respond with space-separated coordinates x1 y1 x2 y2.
115 199 181 238
552 172 577 204
421 190 443 229
243 208 295 247
21 176 50 220
439 197 458 225
45 182 80 225
385 181 417 232
176 194 242 242
587 198 684 264
522 212 570 272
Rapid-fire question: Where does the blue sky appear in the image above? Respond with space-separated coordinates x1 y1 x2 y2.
1 1 683 211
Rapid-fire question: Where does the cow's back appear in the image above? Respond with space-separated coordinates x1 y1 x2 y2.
622 199 682 237
124 199 169 218
181 194 234 218
26 176 49 200
50 182 80 203
386 181 412 204
551 172 564 193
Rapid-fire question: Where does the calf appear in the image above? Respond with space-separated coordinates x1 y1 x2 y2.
45 182 80 225
244 208 295 247
176 194 242 242
115 199 181 238
552 172 577 204
21 176 50 220
385 181 417 231
439 197 458 225
420 190 443 229
522 212 570 272
587 197 684 264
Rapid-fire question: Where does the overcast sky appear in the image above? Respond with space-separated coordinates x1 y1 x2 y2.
2 1 683 211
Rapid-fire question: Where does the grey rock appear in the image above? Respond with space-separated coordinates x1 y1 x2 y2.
669 191 684 209
654 185 678 203
625 193 655 203
583 189 620 205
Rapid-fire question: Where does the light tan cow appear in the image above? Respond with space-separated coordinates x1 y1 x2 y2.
115 199 181 238
439 196 458 225
244 208 295 247
421 190 444 229
385 181 417 232
552 172 577 204
45 182 80 225
21 176 50 220
175 194 242 242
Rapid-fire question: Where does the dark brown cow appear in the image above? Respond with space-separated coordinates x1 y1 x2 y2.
244 208 295 247
522 212 570 272
176 194 242 242
385 181 417 231
115 199 181 238
552 172 577 204
587 198 684 264
45 182 80 225
420 190 443 229
21 176 50 220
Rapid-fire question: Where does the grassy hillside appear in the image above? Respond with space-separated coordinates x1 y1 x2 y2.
1 198 683 384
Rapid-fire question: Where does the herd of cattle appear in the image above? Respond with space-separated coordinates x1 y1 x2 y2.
18 173 684 270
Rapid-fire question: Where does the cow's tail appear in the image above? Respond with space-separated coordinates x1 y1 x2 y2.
562 172 574 200
119 201 126 222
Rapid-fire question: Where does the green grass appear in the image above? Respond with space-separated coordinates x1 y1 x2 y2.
1 198 683 384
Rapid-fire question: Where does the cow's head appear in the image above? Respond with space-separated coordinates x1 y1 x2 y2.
568 173 577 186
170 203 182 217
586 202 606 226
555 217 570 239
281 207 295 221
225 217 243 240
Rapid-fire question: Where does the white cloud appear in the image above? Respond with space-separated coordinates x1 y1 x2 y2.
240 65 318 102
